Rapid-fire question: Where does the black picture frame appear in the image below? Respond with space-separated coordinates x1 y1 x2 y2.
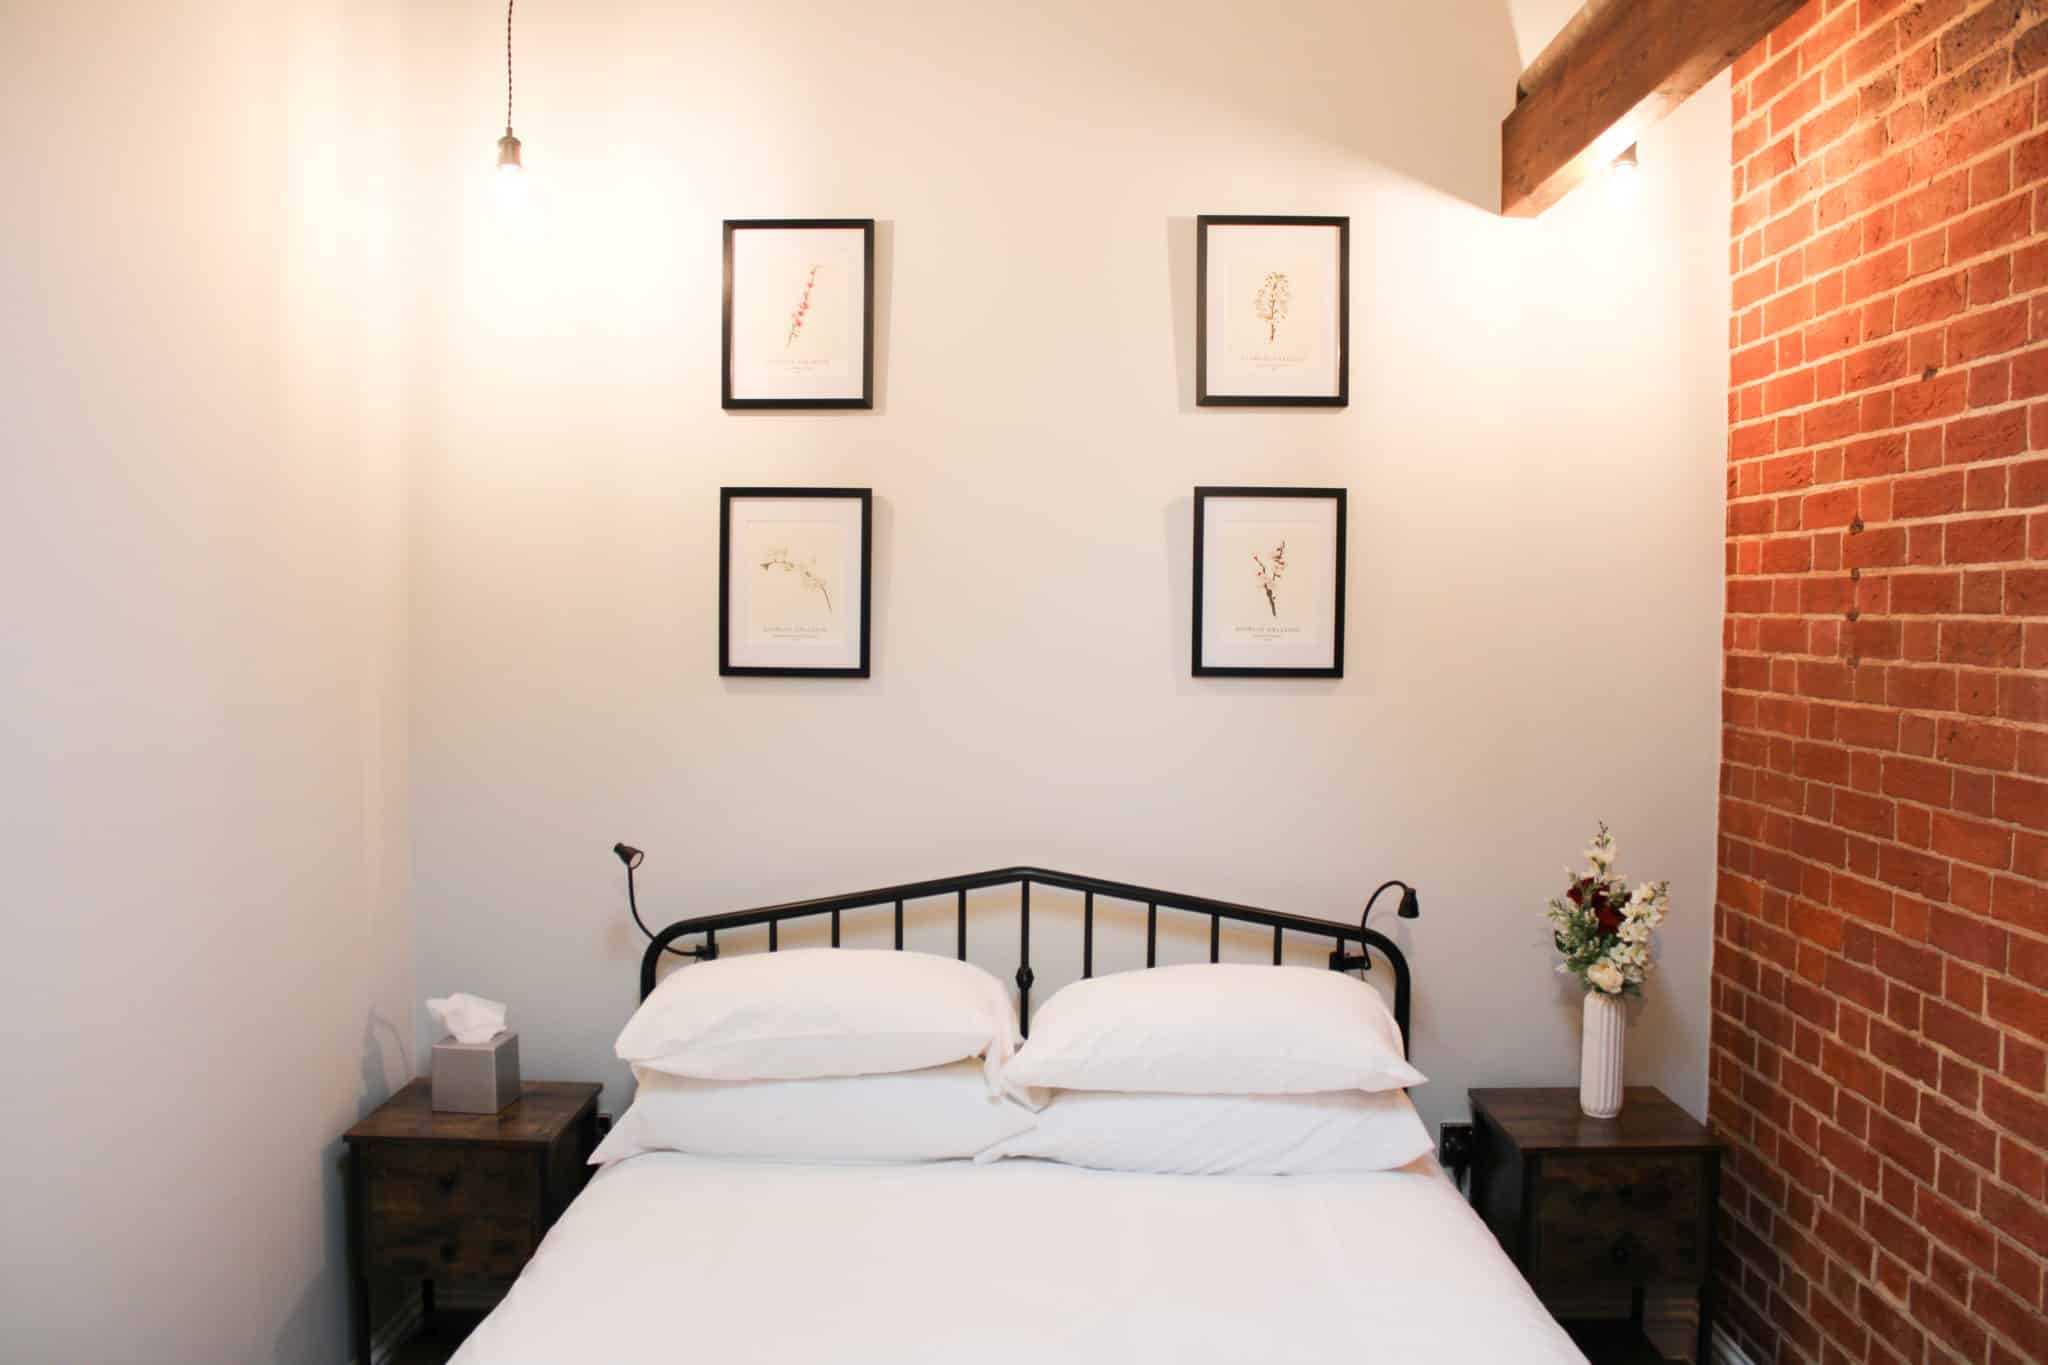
1195 215 1349 407
722 219 876 410
719 487 873 677
1191 486 1346 678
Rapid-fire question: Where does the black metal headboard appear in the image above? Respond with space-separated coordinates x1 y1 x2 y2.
635 865 1418 1055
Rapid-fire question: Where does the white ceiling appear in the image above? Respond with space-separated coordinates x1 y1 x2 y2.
1506 0 1588 70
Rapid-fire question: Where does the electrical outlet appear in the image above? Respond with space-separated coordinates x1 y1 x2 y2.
1438 1121 1476 1171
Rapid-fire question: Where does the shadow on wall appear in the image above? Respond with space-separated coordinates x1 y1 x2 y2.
272 1232 339 1365
267 1010 418 1364
361 1008 411 1114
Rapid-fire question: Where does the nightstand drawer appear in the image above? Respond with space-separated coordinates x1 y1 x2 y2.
1531 1153 1707 1286
365 1211 536 1279
364 1144 537 1218
344 1081 603 1365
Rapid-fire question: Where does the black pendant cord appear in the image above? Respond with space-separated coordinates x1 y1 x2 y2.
505 0 515 134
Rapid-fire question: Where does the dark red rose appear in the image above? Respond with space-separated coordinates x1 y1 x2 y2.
1595 904 1624 936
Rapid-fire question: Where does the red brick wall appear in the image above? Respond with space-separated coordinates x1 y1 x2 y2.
1718 3 2048 1363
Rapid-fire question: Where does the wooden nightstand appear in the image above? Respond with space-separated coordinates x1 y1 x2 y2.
344 1080 601 1364
1468 1087 1721 1365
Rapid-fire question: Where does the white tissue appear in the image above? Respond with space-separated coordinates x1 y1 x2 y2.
428 992 508 1045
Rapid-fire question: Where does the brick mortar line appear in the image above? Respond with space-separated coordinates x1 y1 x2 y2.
1700 1075 2046 1364
1731 11 2044 151
1701 1084 2041 1365
1717 772 2048 854
1730 192 2048 336
1710 878 2048 988
1721 613 2043 627
1708 964 2047 1178
1725 454 2048 501
1732 342 2048 424
1732 23 2047 208
1718 680 2046 723
1718 750 2043 782
1707 969 2048 1193
1734 372 2048 431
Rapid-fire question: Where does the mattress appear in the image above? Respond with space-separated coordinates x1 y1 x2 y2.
451 1152 1587 1364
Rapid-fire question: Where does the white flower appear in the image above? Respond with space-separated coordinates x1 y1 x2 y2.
1586 960 1625 994
1620 919 1650 944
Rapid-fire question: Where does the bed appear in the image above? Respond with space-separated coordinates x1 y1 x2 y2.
451 866 1586 1364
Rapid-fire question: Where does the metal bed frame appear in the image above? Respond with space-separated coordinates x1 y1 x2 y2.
629 861 1420 1053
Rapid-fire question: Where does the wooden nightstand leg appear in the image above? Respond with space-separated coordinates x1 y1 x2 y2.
1699 1158 1720 1365
346 1147 371 1365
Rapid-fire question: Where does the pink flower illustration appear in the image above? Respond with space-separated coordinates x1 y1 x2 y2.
786 265 821 349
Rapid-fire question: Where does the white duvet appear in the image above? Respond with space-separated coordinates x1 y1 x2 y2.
452 1153 1586 1364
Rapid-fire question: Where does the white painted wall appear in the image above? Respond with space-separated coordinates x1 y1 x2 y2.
402 0 1731 1135
0 3 412 1360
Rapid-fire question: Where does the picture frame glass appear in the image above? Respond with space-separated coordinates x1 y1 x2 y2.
724 493 867 672
727 224 870 404
1201 220 1344 402
1196 493 1341 673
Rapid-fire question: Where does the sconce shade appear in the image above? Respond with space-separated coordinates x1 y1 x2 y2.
613 843 644 870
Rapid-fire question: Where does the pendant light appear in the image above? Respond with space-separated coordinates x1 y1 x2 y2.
495 0 526 210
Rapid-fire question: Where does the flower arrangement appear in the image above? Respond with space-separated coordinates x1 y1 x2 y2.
1545 824 1670 997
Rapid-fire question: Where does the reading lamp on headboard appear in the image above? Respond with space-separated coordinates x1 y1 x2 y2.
613 842 716 960
1329 879 1419 973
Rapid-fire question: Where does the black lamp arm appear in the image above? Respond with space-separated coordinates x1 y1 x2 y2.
1329 879 1419 973
616 845 718 961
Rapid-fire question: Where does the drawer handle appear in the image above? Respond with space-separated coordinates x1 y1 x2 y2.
437 1173 457 1193
439 1242 458 1264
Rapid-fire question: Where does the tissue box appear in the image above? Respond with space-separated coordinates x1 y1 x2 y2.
431 1030 521 1113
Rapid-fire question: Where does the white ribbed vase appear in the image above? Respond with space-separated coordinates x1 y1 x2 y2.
1579 990 1626 1118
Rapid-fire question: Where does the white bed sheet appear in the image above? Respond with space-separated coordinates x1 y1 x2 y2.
452 1153 1586 1364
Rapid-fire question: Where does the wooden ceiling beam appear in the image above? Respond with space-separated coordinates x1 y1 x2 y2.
1502 0 1807 218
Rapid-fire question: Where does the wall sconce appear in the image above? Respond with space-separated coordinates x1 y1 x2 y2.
1608 144 1640 209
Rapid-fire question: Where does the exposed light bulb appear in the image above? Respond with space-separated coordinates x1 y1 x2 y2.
493 3 525 212
1608 144 1640 209
495 131 526 212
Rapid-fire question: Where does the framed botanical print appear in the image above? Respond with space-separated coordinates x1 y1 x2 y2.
1192 487 1346 677
720 488 872 677
722 219 875 409
1195 216 1348 406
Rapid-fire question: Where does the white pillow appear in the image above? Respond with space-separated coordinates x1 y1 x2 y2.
1004 963 1423 1096
978 1086 1433 1175
591 1060 1039 1166
615 948 1020 1092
